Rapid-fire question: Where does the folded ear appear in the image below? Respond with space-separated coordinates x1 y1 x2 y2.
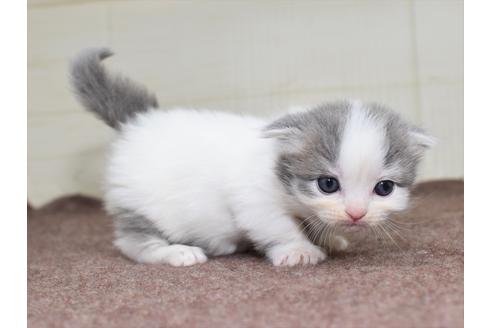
262 126 301 140
409 127 436 149
262 126 305 153
262 114 306 153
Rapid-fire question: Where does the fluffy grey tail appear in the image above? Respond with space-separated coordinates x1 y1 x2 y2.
70 48 159 129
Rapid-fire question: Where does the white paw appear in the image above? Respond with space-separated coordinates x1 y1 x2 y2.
267 242 326 266
329 235 349 251
165 245 208 267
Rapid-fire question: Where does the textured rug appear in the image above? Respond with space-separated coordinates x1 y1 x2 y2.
28 180 463 328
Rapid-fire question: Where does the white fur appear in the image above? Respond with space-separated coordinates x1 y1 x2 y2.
105 104 411 267
106 109 325 266
338 102 388 214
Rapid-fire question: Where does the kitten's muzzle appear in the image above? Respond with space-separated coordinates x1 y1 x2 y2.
345 208 367 223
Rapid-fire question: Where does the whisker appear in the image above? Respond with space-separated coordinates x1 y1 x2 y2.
328 223 339 253
373 224 391 250
313 220 326 245
379 223 402 251
388 218 415 229
304 217 322 243
385 220 409 242
298 215 316 235
319 224 329 248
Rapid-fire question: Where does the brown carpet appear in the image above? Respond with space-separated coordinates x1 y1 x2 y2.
28 180 463 328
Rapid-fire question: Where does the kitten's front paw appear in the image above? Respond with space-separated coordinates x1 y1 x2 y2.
165 245 208 267
267 242 326 266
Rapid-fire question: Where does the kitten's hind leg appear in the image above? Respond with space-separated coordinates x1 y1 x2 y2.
112 209 207 266
114 234 207 266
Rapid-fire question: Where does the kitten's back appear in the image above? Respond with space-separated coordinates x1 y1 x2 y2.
104 109 273 229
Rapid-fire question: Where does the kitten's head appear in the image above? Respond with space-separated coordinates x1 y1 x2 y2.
264 101 433 230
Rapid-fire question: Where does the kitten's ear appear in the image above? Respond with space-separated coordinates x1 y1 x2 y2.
409 127 436 150
262 126 301 140
262 120 304 153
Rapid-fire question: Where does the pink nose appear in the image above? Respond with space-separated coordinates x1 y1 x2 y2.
345 208 367 222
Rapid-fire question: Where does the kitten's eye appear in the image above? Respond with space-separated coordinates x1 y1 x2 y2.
317 177 340 194
374 180 395 196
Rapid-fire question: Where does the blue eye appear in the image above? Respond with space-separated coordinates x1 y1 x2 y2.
374 180 395 196
317 177 339 194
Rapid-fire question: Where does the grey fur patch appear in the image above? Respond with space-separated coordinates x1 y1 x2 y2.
265 101 432 195
70 48 159 129
296 179 316 197
112 207 165 240
364 102 432 186
264 101 351 194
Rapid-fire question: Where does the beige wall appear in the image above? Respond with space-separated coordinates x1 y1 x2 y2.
28 0 463 207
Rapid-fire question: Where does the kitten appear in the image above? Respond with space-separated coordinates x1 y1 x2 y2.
70 48 433 267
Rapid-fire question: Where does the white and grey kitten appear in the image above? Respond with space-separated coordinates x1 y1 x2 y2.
71 48 433 267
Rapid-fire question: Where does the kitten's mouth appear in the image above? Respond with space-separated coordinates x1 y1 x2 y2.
338 221 369 231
